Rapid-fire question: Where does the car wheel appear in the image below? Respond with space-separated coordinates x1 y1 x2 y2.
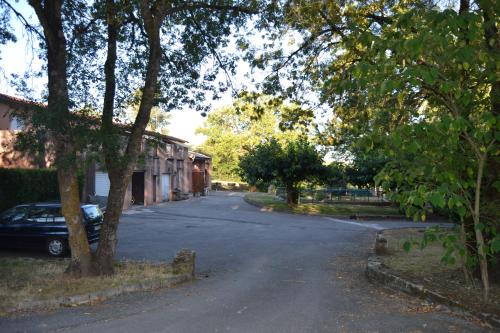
46 238 67 257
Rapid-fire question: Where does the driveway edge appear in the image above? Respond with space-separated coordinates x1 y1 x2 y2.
365 255 500 328
9 274 193 315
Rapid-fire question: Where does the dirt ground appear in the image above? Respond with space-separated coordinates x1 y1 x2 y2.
381 228 500 317
0 258 173 315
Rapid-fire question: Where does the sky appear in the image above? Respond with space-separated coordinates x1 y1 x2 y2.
0 2 260 148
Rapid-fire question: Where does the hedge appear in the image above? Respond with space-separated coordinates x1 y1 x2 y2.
0 168 60 213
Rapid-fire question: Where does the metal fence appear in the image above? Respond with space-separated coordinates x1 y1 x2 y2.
275 187 388 204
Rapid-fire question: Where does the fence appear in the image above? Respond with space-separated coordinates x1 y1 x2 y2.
275 187 388 204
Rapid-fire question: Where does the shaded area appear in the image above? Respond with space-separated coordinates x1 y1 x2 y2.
382 228 500 318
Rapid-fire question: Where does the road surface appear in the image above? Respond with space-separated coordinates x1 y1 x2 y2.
0 192 487 332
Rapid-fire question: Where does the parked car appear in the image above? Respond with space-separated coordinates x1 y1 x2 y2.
0 203 103 257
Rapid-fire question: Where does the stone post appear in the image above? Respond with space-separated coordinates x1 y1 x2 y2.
172 249 196 279
374 232 389 255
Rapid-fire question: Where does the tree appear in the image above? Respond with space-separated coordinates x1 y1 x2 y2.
25 0 94 276
320 162 347 188
95 0 261 275
196 96 311 181
0 1 16 54
3 0 263 275
345 151 388 189
126 90 172 135
257 0 498 299
239 138 325 205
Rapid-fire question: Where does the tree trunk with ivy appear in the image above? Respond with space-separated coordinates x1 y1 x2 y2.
29 0 93 277
93 0 257 275
94 0 165 275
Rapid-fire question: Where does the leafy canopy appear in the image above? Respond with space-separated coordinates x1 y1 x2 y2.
239 138 325 203
197 95 313 181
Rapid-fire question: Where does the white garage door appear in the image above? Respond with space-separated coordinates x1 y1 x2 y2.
161 174 170 201
95 172 110 197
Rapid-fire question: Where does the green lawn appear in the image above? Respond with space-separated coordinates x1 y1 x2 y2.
244 192 403 217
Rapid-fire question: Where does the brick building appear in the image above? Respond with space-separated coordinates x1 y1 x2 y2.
0 93 211 209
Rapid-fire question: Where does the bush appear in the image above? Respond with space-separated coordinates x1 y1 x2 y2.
0 168 60 212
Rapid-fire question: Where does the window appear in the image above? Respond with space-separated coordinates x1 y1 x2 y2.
50 207 65 222
0 206 28 223
10 116 23 130
27 207 52 223
166 159 174 173
165 144 173 156
177 160 184 170
83 206 102 220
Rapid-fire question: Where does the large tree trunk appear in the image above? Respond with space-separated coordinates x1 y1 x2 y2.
29 0 93 276
472 155 489 300
94 170 130 274
95 0 165 274
286 185 299 206
479 0 500 284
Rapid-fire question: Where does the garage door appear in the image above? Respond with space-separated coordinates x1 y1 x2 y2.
161 174 170 201
95 172 110 197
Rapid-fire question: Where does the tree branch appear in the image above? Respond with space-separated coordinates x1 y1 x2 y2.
1 0 44 40
365 13 392 25
165 1 258 16
188 12 236 94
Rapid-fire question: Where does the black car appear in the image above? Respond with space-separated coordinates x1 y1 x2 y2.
0 203 103 257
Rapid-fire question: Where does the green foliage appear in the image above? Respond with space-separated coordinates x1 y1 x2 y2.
320 162 347 188
402 227 482 269
259 0 498 215
126 90 171 135
239 138 325 204
346 152 389 188
197 96 310 181
0 2 16 56
256 0 498 294
0 168 60 212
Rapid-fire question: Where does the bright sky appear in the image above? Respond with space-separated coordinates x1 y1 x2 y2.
0 2 260 148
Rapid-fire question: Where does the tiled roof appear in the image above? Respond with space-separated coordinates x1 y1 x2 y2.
0 92 188 144
189 151 211 160
0 93 47 109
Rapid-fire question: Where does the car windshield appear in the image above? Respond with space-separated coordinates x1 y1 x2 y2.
83 206 102 219
0 206 28 223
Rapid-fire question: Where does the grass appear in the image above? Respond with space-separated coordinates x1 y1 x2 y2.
245 192 402 217
382 228 460 275
0 258 173 315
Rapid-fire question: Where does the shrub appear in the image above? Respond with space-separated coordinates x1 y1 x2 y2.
0 168 60 212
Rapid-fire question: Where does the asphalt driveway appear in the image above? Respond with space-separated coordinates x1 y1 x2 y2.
0 192 488 332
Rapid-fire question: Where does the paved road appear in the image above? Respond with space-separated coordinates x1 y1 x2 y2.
0 192 489 332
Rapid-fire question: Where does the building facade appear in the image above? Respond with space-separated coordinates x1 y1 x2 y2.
190 151 212 196
0 93 211 210
87 133 194 209
0 94 53 169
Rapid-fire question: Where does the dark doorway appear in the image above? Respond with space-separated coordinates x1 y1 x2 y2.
192 171 205 194
152 175 157 202
132 172 145 205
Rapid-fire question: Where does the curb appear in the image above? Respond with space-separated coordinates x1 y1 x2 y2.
8 274 193 315
366 255 500 328
243 195 408 221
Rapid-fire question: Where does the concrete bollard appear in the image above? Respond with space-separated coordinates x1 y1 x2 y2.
375 232 389 255
172 249 196 278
